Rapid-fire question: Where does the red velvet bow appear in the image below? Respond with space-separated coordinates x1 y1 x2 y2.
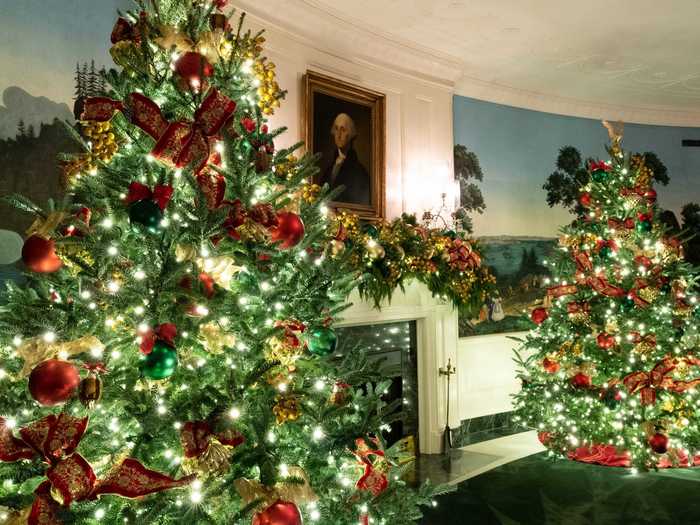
621 185 656 202
274 320 307 348
140 323 177 355
596 239 617 253
589 160 611 172
637 211 653 222
0 414 192 525
573 250 593 274
180 420 245 459
62 207 92 237
82 362 108 374
82 88 236 174
126 182 173 211
110 16 141 44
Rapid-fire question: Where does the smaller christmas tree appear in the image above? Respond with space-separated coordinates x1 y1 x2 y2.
515 122 700 470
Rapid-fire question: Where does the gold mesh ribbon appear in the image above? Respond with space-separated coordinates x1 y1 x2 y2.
234 467 317 509
16 335 104 377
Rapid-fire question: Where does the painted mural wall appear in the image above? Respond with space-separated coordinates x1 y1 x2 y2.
454 94 700 337
0 0 130 234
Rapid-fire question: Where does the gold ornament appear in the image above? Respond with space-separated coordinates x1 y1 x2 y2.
273 394 301 424
265 336 303 366
79 372 102 409
329 239 345 257
109 40 143 70
0 506 31 525
16 335 103 377
237 218 272 243
199 322 236 355
175 245 242 289
638 287 660 304
366 240 385 260
274 154 298 180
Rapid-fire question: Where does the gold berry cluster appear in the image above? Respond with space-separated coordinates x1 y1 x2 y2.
300 183 321 203
84 120 118 163
275 154 298 180
630 154 653 187
253 58 282 115
273 394 301 424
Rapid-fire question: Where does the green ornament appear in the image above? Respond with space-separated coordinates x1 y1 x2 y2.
621 296 635 311
599 245 612 259
140 342 178 379
129 199 162 233
307 327 337 356
591 169 608 183
444 230 457 239
635 220 652 233
363 224 379 238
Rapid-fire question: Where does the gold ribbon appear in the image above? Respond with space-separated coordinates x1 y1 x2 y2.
16 335 104 377
25 211 67 238
234 467 317 509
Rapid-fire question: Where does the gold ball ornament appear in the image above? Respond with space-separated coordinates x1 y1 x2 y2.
273 394 301 424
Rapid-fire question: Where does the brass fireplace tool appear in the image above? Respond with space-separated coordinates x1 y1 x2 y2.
439 358 456 454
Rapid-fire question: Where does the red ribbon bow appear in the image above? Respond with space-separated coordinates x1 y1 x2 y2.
546 284 578 298
110 16 141 44
623 358 677 405
586 276 625 298
589 160 611 172
125 181 173 211
0 414 193 524
180 420 245 459
567 301 590 315
82 88 236 174
140 322 177 355
573 250 593 274
637 211 653 222
569 444 630 467
628 279 650 308
353 437 389 497
607 217 636 231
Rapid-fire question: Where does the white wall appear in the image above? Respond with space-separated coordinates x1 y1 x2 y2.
457 333 525 421
233 2 457 218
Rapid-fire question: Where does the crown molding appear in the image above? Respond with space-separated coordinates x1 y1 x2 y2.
230 0 463 90
231 0 700 127
455 75 700 127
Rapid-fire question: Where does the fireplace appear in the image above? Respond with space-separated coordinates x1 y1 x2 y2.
337 280 460 454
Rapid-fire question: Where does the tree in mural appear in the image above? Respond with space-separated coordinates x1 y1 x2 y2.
0 1 458 524
543 146 670 217
453 144 485 233
515 127 700 469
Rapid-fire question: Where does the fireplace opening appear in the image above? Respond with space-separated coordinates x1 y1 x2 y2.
335 321 419 452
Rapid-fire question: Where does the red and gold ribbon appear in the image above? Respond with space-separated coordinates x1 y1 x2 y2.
180 420 244 459
546 284 578 298
0 414 192 524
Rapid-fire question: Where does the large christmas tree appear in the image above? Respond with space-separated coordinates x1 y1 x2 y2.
515 123 700 470
0 1 461 523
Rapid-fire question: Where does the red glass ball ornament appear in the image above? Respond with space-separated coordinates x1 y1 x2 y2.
530 307 548 325
645 188 657 203
579 192 592 208
542 358 560 374
648 432 668 454
270 212 305 250
28 359 80 406
252 500 302 525
596 332 616 350
22 235 62 273
570 372 591 389
174 52 213 90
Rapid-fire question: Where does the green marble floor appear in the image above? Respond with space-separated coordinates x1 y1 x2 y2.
420 452 700 525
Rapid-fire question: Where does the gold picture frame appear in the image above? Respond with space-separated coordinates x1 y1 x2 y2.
303 71 385 221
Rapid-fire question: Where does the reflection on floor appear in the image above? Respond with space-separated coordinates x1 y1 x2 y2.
418 431 700 525
415 430 545 485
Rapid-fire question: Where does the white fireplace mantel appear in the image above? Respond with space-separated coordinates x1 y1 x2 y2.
338 280 459 455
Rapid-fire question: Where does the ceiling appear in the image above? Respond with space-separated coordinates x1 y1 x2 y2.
235 0 700 125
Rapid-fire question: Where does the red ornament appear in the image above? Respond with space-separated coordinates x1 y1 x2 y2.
270 212 305 250
22 235 62 273
241 117 256 133
28 359 80 406
579 192 592 208
596 332 616 350
542 358 560 374
645 188 657 203
530 307 548 325
174 52 213 91
252 500 302 525
648 432 668 454
537 431 552 445
570 372 591 389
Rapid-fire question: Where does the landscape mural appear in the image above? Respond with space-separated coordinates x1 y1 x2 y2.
454 95 700 337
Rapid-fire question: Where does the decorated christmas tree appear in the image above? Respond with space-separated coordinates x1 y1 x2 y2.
0 1 481 523
514 122 700 470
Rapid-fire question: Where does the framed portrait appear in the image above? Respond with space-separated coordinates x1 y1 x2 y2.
303 71 385 221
